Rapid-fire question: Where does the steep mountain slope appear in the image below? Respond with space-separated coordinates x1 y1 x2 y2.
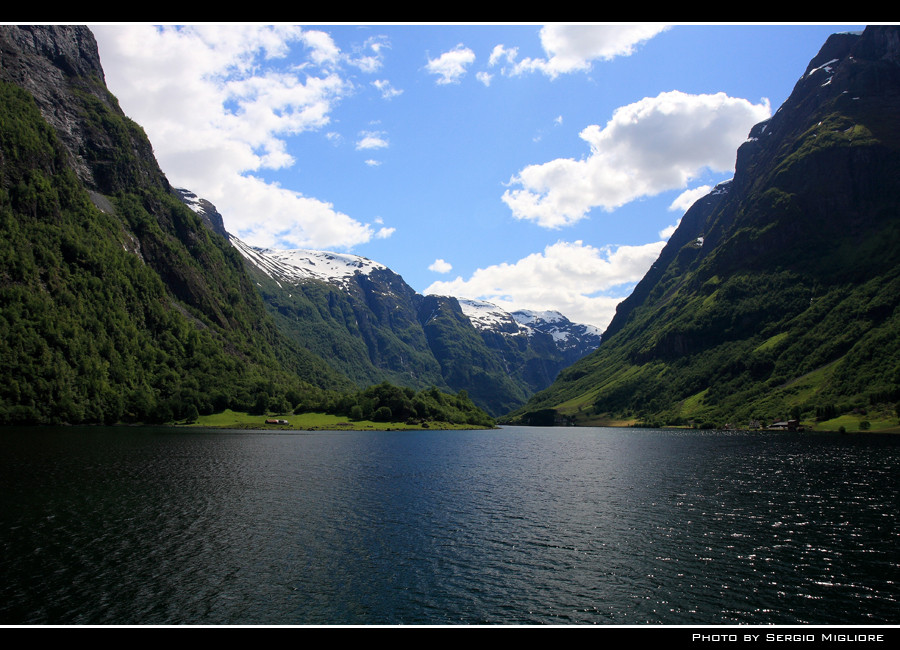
225 233 602 415
0 25 350 425
231 235 449 392
509 26 900 429
416 294 531 415
419 297 601 414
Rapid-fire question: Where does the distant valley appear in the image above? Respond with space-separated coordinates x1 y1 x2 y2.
221 206 602 416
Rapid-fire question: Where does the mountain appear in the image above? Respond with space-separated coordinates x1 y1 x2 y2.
508 26 900 430
220 232 602 415
457 298 602 396
0 25 352 425
417 296 602 415
230 234 449 392
0 24 598 426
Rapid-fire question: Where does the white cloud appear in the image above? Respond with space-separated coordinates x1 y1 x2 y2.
356 131 389 150
217 174 375 250
424 239 666 329
429 258 453 273
299 29 341 67
348 35 391 73
369 215 393 237
426 44 476 84
91 24 376 250
372 79 403 98
476 71 493 86
669 185 712 213
502 91 771 228
659 221 680 240
498 24 669 79
489 44 518 67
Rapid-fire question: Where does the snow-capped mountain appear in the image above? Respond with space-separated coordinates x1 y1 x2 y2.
175 191 604 415
457 298 525 334
230 236 387 289
458 299 602 351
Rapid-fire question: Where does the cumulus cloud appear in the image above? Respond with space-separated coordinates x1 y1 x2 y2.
424 239 666 329
91 24 378 250
215 175 376 250
356 131 389 150
669 185 713 213
299 29 341 67
502 90 771 228
426 44 476 84
493 24 668 79
429 258 453 273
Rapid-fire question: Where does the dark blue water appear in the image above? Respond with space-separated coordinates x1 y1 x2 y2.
0 426 897 625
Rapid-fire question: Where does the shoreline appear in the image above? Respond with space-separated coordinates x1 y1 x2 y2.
178 409 497 432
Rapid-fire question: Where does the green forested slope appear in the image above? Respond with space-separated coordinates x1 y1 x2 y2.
417 295 531 415
0 25 495 428
508 26 900 430
246 260 450 392
0 79 348 424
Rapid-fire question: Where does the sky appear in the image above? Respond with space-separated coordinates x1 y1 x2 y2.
90 23 865 330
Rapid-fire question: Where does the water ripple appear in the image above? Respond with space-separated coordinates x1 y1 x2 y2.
0 426 898 624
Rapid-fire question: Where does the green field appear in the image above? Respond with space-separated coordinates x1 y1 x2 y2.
178 409 494 431
813 412 900 433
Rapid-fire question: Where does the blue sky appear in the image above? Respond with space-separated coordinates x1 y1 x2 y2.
91 23 864 329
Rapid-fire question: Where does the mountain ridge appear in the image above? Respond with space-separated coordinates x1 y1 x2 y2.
219 221 602 415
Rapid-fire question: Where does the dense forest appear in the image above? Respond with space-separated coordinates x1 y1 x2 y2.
0 28 494 429
287 381 495 428
0 79 334 424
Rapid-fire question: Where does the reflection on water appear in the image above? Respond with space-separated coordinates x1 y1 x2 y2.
0 426 897 625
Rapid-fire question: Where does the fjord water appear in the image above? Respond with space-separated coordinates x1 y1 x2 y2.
1 426 897 625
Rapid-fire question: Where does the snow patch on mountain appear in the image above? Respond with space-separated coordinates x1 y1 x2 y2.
231 236 386 287
458 298 602 346
511 309 565 326
512 309 570 342
711 179 732 195
515 309 603 345
458 298 526 334
179 189 204 213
